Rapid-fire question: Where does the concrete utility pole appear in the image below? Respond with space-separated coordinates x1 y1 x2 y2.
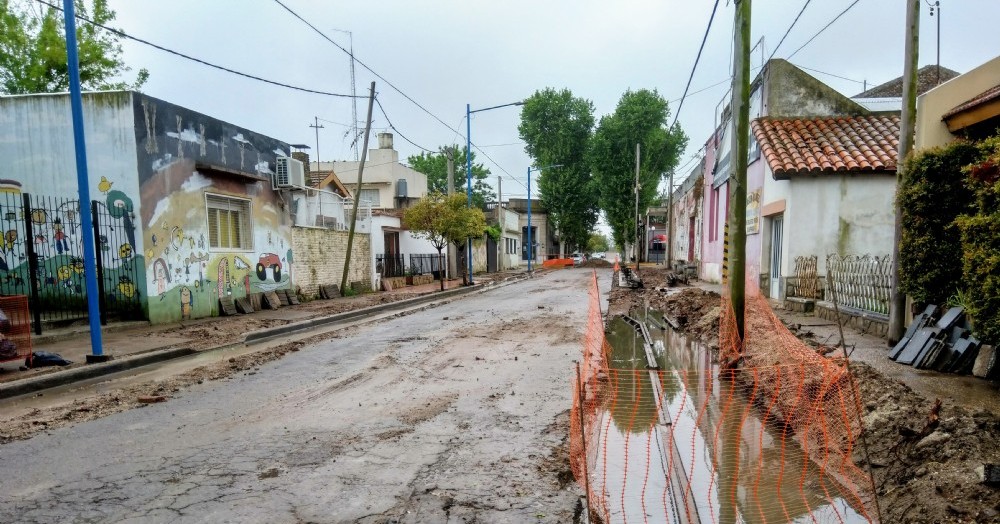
634 143 641 275
889 0 921 344
728 0 751 343
341 81 377 296
446 148 457 280
667 170 674 268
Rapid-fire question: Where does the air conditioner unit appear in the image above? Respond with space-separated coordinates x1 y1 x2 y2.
274 157 306 188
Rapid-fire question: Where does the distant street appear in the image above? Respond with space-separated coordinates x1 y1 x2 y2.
0 270 610 523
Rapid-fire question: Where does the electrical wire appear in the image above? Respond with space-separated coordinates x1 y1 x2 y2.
374 96 434 153
790 63 866 84
33 0 362 99
271 0 463 137
669 0 723 130
767 0 812 62
787 0 865 60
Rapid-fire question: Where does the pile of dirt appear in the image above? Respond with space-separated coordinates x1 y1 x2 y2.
851 362 1000 523
578 258 613 268
607 269 721 342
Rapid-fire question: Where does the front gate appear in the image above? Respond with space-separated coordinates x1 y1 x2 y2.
0 192 144 334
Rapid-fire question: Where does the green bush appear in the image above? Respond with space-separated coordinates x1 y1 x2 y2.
898 141 980 306
956 136 1000 343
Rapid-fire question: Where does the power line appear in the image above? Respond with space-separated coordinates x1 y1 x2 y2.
33 0 362 99
374 96 434 153
791 63 866 84
787 0 865 60
669 0 722 130
767 0 812 61
271 0 463 137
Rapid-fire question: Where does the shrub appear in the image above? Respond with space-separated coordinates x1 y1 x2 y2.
956 136 1000 343
898 141 980 306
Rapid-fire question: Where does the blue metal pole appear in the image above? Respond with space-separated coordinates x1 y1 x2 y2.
466 104 474 284
527 167 532 273
63 0 105 360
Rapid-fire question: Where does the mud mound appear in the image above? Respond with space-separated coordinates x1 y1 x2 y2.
579 259 612 268
849 362 1000 523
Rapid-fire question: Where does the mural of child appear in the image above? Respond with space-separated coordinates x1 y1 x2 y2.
180 286 193 319
52 218 69 254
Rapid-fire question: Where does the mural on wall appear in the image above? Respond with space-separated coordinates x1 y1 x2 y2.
0 182 146 319
133 95 294 324
0 91 148 322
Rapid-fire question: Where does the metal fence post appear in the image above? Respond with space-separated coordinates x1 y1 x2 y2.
21 194 42 335
91 200 107 325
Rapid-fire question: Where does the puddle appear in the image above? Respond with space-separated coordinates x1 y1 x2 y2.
589 309 870 523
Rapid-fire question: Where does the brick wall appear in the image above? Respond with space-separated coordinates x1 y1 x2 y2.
291 227 372 296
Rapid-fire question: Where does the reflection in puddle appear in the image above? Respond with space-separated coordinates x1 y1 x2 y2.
591 311 870 523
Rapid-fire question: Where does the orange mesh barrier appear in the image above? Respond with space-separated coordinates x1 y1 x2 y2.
571 270 879 523
544 258 575 268
0 295 32 365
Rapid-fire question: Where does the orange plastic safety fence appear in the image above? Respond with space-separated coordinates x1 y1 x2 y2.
570 270 878 523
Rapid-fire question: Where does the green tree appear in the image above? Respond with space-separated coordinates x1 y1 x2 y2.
586 232 609 254
403 192 487 289
590 89 687 250
0 0 148 95
518 88 598 252
407 146 493 209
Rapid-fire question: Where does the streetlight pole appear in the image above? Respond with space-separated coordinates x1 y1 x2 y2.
527 164 562 274
465 100 525 285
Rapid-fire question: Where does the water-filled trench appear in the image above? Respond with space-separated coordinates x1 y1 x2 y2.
589 306 870 524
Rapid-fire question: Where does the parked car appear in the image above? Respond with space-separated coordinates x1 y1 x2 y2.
572 253 584 266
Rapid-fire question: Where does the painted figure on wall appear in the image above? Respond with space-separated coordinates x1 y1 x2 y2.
180 286 193 319
53 218 69 254
153 257 170 297
217 257 230 298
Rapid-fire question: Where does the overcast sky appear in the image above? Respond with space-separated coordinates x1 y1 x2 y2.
109 0 1000 203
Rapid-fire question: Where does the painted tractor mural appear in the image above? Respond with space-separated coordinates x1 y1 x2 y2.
256 253 282 282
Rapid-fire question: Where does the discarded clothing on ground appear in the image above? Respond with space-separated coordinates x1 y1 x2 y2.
27 351 72 368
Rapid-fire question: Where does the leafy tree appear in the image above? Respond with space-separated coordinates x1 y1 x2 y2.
586 232 609 254
0 0 148 95
590 89 687 250
403 193 487 289
407 146 493 209
518 88 598 252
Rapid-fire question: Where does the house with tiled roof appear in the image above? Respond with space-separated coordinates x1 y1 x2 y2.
693 59 901 302
915 55 1000 149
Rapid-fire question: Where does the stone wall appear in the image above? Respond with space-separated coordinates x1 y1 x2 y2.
291 228 371 297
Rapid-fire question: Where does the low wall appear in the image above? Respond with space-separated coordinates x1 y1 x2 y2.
816 301 889 338
291 227 372 297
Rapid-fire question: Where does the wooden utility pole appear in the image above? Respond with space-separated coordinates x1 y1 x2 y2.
889 0 921 343
727 0 751 342
341 81 376 296
446 148 457 280
634 143 641 275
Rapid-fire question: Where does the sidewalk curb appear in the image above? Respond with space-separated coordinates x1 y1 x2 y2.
0 273 531 400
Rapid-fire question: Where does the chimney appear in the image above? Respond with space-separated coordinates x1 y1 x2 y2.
377 132 394 150
291 151 311 185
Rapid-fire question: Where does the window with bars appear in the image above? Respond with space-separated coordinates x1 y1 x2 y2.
206 194 252 250
358 188 380 206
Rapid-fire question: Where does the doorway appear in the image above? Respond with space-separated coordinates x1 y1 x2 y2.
769 215 783 298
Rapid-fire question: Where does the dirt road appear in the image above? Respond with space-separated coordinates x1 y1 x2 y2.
0 269 609 523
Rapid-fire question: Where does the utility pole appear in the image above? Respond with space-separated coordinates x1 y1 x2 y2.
667 170 674 268
497 175 503 270
725 0 751 345
634 143 641 275
310 117 324 165
932 1 940 85
446 148 457 280
889 0 921 344
63 0 105 361
341 82 376 296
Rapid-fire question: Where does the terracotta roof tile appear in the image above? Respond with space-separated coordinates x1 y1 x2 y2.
751 115 901 178
942 84 1000 119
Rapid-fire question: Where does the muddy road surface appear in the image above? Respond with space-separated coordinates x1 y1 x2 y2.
0 269 610 523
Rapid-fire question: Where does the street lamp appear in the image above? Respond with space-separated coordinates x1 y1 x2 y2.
466 100 524 284
527 164 562 274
